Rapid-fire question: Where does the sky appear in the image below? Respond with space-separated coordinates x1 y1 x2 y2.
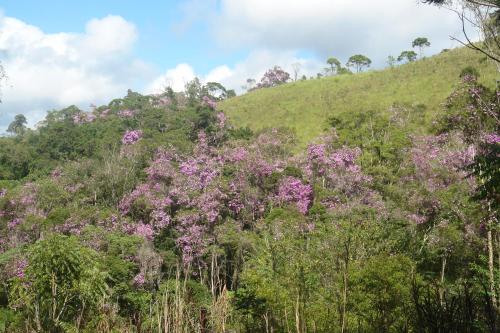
0 0 472 131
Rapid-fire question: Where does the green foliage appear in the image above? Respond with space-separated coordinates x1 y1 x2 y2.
220 47 497 147
9 235 108 331
346 54 372 72
6 114 27 136
398 50 418 63
0 45 498 332
460 65 480 78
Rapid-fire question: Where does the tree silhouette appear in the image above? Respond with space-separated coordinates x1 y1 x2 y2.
412 37 431 58
7 114 27 136
398 51 418 63
326 57 342 75
346 54 372 73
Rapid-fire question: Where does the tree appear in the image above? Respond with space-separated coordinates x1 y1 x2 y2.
413 37 431 58
387 55 397 68
327 57 342 75
9 235 108 331
205 82 229 101
291 62 302 81
425 0 500 69
185 77 203 106
346 54 372 73
7 114 27 136
256 66 291 88
397 50 418 63
243 78 256 92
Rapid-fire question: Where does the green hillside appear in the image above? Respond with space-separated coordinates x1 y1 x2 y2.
220 47 498 146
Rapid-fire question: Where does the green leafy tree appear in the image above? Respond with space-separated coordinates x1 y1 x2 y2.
7 114 27 136
397 50 418 63
387 55 397 68
327 57 342 75
185 77 204 106
413 37 431 58
346 54 372 73
9 235 108 331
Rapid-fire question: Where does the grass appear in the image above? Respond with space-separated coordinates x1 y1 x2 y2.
220 47 498 147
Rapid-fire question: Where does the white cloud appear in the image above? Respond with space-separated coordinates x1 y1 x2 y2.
205 65 233 83
180 0 468 66
158 0 479 93
146 50 323 95
0 14 151 130
145 63 196 94
211 50 323 93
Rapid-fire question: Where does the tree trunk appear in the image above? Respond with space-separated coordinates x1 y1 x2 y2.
488 226 497 310
439 255 447 306
341 239 350 333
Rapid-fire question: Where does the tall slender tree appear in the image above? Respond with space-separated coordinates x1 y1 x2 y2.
412 37 431 58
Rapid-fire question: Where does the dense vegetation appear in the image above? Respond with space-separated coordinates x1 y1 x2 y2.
0 47 499 333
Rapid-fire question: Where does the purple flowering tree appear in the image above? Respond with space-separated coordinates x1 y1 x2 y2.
256 66 291 88
122 130 143 145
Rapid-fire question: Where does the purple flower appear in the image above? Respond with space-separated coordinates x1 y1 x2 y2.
202 96 217 109
8 218 22 229
179 159 199 176
122 130 143 145
484 133 500 145
276 177 313 214
133 272 145 286
72 112 96 124
408 214 427 225
134 223 154 240
100 108 111 118
257 66 291 88
216 112 226 128
14 259 28 279
51 168 62 179
118 109 136 118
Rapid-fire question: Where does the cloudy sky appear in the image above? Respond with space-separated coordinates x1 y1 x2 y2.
0 0 469 130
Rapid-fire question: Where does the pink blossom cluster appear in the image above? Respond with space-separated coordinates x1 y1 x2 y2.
134 223 154 240
276 177 313 214
122 130 143 145
8 218 22 229
304 142 369 196
115 129 382 268
73 112 96 124
257 66 291 88
118 109 136 118
410 134 476 192
485 133 500 144
99 108 111 118
14 258 28 279
176 215 207 265
202 96 217 109
51 168 62 179
133 272 145 286
216 112 226 128
54 220 87 235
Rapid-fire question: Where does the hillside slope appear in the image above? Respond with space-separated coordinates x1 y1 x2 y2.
220 47 498 146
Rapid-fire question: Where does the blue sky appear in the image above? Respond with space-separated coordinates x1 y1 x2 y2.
0 0 238 73
0 0 471 130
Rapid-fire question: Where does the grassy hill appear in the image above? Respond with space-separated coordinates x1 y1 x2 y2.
220 47 498 147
